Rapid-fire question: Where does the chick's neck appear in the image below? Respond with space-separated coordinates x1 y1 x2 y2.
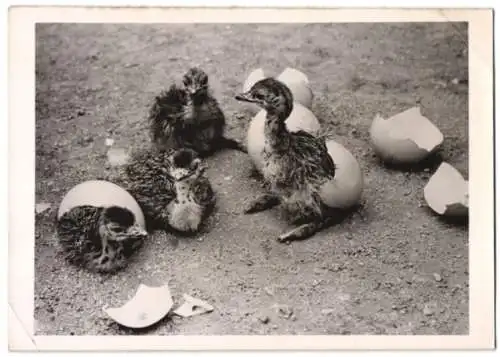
264 110 290 150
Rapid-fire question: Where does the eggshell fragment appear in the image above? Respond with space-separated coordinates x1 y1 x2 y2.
424 162 468 217
57 180 146 228
370 107 444 164
242 67 314 109
173 294 214 317
246 102 321 172
104 283 173 329
319 140 364 209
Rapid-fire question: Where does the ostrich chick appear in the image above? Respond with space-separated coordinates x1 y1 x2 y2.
149 67 246 157
235 78 339 243
57 205 148 274
123 147 215 234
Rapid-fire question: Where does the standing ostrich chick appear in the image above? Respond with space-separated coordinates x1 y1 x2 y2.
57 205 148 273
149 67 246 157
235 78 340 243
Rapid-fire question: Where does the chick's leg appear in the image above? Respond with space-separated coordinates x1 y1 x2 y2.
277 220 323 243
244 194 280 214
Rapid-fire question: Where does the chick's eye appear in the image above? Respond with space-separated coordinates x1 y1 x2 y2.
111 226 124 233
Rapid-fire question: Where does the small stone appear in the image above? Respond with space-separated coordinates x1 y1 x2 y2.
276 304 293 319
423 306 434 316
391 305 398 310
77 109 86 116
433 273 442 282
264 287 274 296
321 308 335 315
451 78 459 85
257 315 269 324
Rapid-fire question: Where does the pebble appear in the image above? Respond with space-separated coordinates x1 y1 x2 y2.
423 306 434 316
276 304 293 319
321 308 335 315
257 315 270 324
433 273 442 282
77 109 86 116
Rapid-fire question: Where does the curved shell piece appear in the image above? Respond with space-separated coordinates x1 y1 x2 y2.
424 162 468 217
57 180 146 228
370 107 444 164
103 283 174 329
319 140 364 209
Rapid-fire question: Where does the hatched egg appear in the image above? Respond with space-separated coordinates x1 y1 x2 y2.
247 102 321 172
319 140 364 209
243 67 314 109
369 106 444 164
57 180 146 228
104 283 173 329
424 162 468 217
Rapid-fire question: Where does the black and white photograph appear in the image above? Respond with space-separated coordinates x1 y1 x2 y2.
8 6 494 351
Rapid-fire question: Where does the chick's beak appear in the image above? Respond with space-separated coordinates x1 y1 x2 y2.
235 92 255 103
128 224 148 238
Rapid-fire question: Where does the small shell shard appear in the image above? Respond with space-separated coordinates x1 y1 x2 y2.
173 294 214 317
35 202 52 214
424 162 468 217
104 283 174 329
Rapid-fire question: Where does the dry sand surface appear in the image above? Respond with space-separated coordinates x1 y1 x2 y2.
35 22 469 335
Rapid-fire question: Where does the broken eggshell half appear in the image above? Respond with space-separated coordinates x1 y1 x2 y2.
242 67 314 109
318 140 364 209
246 103 321 173
424 162 468 217
103 283 174 329
370 106 444 164
57 180 146 228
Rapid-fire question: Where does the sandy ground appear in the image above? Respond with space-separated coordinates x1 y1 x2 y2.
35 23 469 335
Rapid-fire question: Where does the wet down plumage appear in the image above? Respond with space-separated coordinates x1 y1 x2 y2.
119 147 215 234
148 67 246 157
56 205 148 274
235 77 339 243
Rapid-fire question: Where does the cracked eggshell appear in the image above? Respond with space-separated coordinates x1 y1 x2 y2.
424 162 468 217
370 107 444 164
104 283 174 329
243 67 314 109
319 140 364 209
57 180 146 228
246 102 321 172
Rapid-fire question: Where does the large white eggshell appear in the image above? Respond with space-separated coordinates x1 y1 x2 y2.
319 140 364 209
246 102 321 172
57 180 146 228
370 107 444 164
424 162 468 217
242 67 314 109
276 67 314 110
104 283 173 329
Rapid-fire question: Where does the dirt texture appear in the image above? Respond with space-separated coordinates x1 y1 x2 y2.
35 23 469 335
